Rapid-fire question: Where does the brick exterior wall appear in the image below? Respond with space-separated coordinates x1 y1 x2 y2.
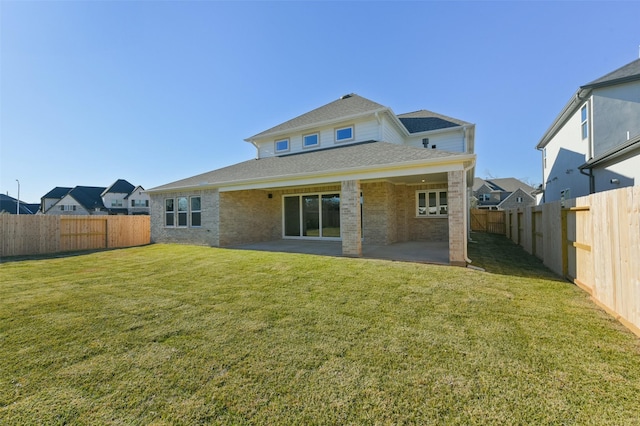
447 170 466 266
149 189 220 246
362 181 397 244
218 190 281 246
341 180 362 256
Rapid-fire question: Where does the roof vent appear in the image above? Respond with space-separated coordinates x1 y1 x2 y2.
340 94 353 100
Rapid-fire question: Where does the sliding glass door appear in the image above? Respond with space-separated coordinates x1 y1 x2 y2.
283 193 340 239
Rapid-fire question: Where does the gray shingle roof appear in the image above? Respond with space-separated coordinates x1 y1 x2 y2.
42 187 73 199
102 179 135 196
583 58 640 88
246 94 388 140
68 186 106 211
397 110 470 133
149 141 468 192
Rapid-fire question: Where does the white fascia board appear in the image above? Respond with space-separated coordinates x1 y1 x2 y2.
536 88 592 150
217 155 476 192
244 107 390 143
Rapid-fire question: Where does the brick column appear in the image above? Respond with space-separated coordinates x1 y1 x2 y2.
448 170 466 266
341 179 362 257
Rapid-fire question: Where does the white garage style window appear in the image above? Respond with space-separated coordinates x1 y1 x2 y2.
165 196 201 227
416 190 448 217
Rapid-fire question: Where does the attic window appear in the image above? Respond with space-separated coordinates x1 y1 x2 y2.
303 133 319 148
335 126 354 143
275 138 290 153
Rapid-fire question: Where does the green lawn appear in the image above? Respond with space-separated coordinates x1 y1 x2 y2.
1 233 639 425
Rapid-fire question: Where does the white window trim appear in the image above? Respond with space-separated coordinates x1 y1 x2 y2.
275 138 290 153
581 104 588 140
416 190 448 217
165 196 202 228
335 125 354 143
302 132 320 149
164 198 175 227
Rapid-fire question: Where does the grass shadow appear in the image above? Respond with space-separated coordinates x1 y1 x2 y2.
467 232 563 280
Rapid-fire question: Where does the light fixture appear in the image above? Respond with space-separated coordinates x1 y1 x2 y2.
610 178 620 184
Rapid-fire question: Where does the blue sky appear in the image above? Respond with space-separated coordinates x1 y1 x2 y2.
1 1 639 203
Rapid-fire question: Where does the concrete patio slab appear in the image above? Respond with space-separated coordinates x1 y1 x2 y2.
228 240 450 265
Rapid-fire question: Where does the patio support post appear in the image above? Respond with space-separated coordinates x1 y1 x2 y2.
448 170 467 266
341 179 362 257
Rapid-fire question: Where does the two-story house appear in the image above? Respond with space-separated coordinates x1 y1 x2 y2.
536 58 640 203
147 94 476 265
41 179 149 215
473 178 535 210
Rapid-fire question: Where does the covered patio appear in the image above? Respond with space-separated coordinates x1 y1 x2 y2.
229 239 449 264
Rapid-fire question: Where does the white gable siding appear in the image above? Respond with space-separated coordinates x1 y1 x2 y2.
592 81 640 157
103 193 128 209
381 116 405 145
592 147 640 193
255 117 382 158
46 195 90 215
542 104 590 202
405 130 465 153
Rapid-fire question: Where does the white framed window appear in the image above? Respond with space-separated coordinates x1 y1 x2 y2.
275 138 289 153
416 190 448 217
581 104 588 140
543 148 547 169
165 196 202 227
335 125 354 143
165 199 174 226
479 193 490 202
111 200 123 207
60 205 76 211
516 196 523 203
303 133 319 148
131 199 149 207
190 196 201 227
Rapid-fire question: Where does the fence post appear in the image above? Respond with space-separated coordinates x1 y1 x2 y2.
561 208 568 278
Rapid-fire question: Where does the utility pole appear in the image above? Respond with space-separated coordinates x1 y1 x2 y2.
16 179 20 215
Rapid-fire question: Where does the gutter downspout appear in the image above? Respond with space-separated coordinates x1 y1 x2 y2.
579 166 595 194
463 161 474 265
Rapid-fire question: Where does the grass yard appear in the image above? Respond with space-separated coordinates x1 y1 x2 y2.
1 233 639 424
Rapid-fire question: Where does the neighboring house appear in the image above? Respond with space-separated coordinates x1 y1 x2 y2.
0 194 38 214
473 178 535 210
41 179 149 215
537 58 640 203
147 94 476 266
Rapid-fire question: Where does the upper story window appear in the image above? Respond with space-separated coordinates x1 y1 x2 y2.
131 199 149 207
303 133 319 148
479 193 490 202
335 126 354 143
416 190 447 217
275 138 289 153
581 105 588 140
543 148 547 169
111 200 123 207
516 196 523 203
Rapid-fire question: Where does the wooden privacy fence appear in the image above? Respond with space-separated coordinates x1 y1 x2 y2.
470 209 506 234
0 215 151 258
504 185 640 337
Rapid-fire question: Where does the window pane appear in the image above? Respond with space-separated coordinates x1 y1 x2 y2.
428 192 437 215
439 191 448 215
178 212 187 227
166 213 174 226
284 196 301 237
191 197 201 211
165 199 174 212
581 106 587 122
302 195 319 236
178 197 188 212
418 192 426 215
191 212 201 227
336 127 353 141
276 139 289 152
304 134 318 147
321 194 340 237
582 122 588 139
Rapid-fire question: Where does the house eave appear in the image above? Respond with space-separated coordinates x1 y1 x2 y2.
146 154 476 194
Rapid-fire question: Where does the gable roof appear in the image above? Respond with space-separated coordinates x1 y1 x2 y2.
148 141 474 193
582 58 640 89
102 179 135 196
473 177 534 194
537 58 640 150
0 194 37 214
42 187 72 199
246 94 388 140
397 110 470 133
67 186 106 211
